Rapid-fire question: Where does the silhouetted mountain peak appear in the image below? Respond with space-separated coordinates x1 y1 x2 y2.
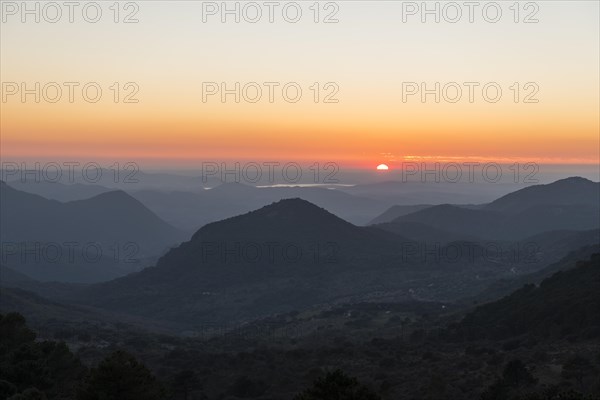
190 198 355 243
88 189 131 200
550 176 595 187
234 197 353 227
254 198 335 218
1 184 185 259
1 180 60 204
72 190 152 211
427 204 456 211
486 176 599 213
392 203 483 223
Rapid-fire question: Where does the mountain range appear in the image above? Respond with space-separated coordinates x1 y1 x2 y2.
373 177 599 241
52 178 598 328
1 176 598 331
131 183 388 232
0 182 186 282
67 199 411 325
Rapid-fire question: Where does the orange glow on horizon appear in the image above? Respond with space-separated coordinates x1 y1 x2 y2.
1 1 598 172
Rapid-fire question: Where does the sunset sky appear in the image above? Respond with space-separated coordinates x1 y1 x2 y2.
1 1 599 170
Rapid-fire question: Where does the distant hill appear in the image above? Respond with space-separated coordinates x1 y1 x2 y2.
344 180 522 205
0 264 86 301
368 204 433 225
452 253 600 340
0 286 176 335
1 181 185 253
521 229 600 265
0 246 160 283
0 264 35 284
6 180 111 202
0 286 94 328
386 178 599 240
485 177 600 214
372 177 599 240
372 220 480 244
132 183 387 232
471 240 600 303
1 168 222 192
391 204 505 239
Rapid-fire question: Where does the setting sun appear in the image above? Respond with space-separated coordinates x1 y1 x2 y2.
376 164 389 171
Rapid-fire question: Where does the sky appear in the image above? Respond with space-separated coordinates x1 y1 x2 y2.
1 1 599 172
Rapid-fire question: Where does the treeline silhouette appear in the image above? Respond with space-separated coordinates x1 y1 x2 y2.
2 310 600 399
0 312 382 399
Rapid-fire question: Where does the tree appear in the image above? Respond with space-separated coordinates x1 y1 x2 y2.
409 329 426 343
294 369 380 400
512 389 598 399
8 388 47 400
77 350 165 400
0 380 18 399
482 360 536 400
400 317 411 341
562 355 598 392
172 369 206 400
0 314 85 398
424 373 447 400
229 376 268 398
480 379 509 400
502 359 536 388
0 313 36 352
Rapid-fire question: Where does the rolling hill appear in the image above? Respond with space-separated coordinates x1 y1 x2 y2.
1 181 185 254
6 180 112 202
453 253 600 340
132 183 387 232
485 176 600 214
368 204 434 225
0 182 187 282
71 198 414 325
378 178 599 240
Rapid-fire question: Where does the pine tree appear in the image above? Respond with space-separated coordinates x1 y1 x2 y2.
77 350 165 400
294 369 380 400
